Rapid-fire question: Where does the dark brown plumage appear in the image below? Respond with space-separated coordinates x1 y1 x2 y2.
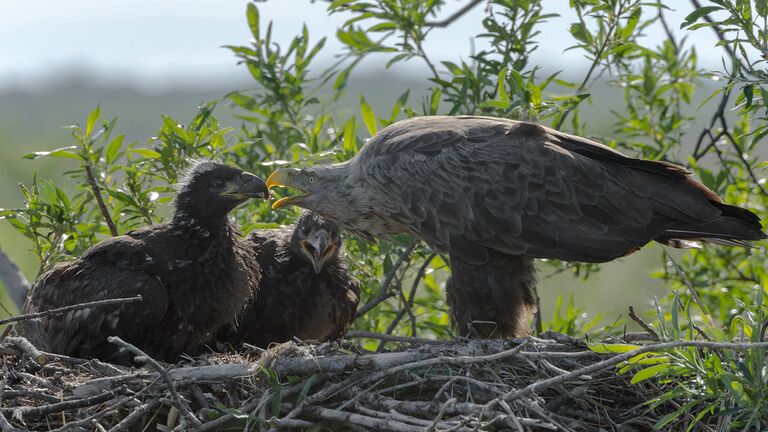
266 115 766 338
223 211 360 348
21 161 268 363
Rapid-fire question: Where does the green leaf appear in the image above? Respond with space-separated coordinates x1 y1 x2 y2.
23 146 81 160
497 67 509 102
343 117 358 154
742 84 754 108
130 148 162 159
621 7 642 39
681 6 721 29
588 343 641 354
360 95 377 135
334 68 351 94
389 90 410 123
429 88 442 115
106 135 125 164
569 22 592 44
86 105 101 137
246 3 260 37
630 363 671 384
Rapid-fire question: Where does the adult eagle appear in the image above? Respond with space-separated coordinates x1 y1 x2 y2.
223 211 360 348
22 162 268 363
266 116 766 338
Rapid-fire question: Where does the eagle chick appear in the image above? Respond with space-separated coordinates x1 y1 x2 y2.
224 211 360 348
22 161 268 363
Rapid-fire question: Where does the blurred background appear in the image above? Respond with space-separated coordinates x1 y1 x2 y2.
0 0 730 323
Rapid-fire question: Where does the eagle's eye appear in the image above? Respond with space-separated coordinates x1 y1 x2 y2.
212 179 226 189
307 174 318 184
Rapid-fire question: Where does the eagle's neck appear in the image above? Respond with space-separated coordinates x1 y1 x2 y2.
170 211 237 253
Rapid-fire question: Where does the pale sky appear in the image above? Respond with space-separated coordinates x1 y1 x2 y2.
0 0 723 91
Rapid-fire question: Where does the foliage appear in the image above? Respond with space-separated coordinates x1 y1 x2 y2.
2 0 768 427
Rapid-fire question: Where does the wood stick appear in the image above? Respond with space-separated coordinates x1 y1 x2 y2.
0 296 142 326
0 364 22 432
305 406 425 432
4 336 46 365
108 399 162 432
344 331 442 345
627 305 659 341
3 386 124 417
0 247 30 312
107 336 201 428
84 164 119 237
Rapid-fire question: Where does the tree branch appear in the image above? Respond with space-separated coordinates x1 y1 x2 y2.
84 165 119 237
0 295 142 326
107 336 201 428
356 242 418 318
0 247 30 312
424 0 485 28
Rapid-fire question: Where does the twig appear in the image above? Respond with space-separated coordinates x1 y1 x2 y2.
424 0 484 28
663 251 717 328
3 386 124 417
357 242 417 318
0 363 21 432
108 399 161 432
627 306 659 341
107 336 201 428
345 331 443 345
84 165 119 237
720 129 768 197
0 296 143 326
305 405 424 432
534 289 543 336
378 253 437 351
4 337 47 365
0 247 30 312
428 398 456 431
688 0 749 71
554 1 624 129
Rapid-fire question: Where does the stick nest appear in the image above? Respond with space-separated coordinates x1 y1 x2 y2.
0 332 682 431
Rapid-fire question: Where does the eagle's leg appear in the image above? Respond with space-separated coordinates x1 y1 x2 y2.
446 251 537 338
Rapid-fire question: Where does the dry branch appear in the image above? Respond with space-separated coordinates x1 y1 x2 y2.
107 336 201 428
0 247 30 312
0 296 143 326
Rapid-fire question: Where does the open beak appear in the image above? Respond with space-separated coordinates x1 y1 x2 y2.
301 230 336 273
222 172 269 200
267 168 305 209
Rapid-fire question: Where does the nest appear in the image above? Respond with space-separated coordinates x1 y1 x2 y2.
0 330 690 432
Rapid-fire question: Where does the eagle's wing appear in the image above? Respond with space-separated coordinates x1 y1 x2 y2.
328 264 361 339
360 116 725 263
23 235 169 361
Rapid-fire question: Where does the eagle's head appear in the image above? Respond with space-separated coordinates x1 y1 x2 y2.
174 161 269 222
289 211 342 274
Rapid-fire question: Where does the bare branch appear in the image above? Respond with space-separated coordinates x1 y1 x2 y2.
107 336 201 428
357 242 418 318
0 247 30 312
0 295 142 326
424 0 484 28
627 305 659 341
84 164 119 237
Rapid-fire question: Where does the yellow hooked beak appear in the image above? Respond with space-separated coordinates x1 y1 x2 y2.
266 168 304 209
